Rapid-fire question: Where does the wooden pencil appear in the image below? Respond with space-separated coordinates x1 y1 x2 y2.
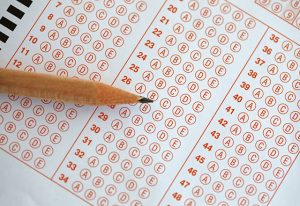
0 69 153 105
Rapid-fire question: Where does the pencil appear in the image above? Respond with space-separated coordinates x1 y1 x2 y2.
0 69 153 105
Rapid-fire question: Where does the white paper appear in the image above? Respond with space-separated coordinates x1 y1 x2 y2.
0 0 299 205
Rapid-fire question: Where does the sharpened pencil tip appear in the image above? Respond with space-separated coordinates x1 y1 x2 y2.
139 96 154 103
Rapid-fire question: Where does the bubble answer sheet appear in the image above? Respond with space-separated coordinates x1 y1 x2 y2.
0 0 299 206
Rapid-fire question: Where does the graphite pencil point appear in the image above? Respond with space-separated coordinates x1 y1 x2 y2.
138 96 154 103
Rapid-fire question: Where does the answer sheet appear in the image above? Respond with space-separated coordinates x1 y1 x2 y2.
0 0 299 205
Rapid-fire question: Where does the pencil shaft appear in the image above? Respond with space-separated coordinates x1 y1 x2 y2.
0 69 140 105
